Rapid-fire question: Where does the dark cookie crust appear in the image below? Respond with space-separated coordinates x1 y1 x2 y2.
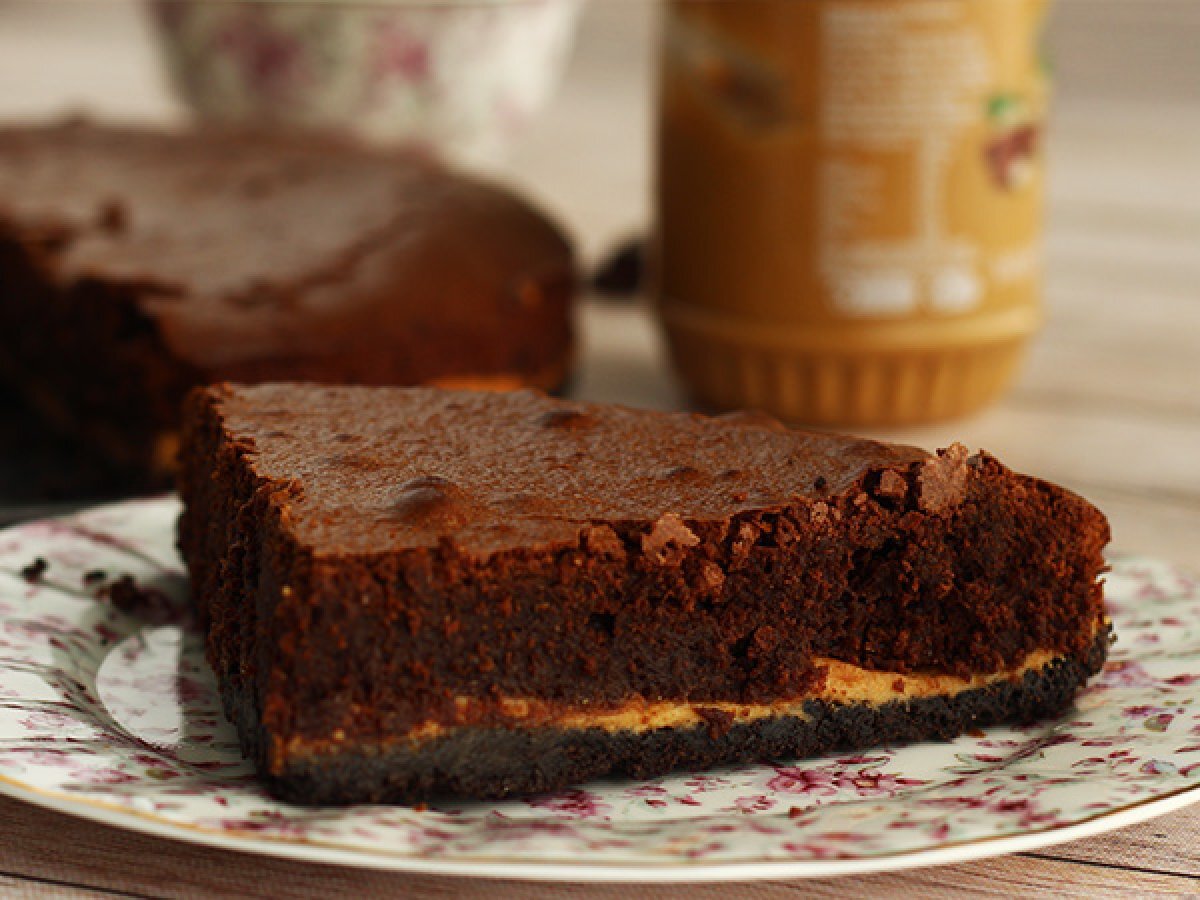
249 629 1109 806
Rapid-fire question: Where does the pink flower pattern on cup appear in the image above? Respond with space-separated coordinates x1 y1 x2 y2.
0 496 1196 871
148 0 584 164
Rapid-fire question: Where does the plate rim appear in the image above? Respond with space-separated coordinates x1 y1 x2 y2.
2 764 1198 882
0 497 1198 881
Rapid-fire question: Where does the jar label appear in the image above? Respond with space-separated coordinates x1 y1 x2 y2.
817 0 1047 319
658 0 1049 328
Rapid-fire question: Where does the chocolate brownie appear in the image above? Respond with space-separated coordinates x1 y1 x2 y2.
0 121 576 485
178 384 1111 805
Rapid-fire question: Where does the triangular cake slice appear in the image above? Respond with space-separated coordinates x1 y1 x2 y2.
179 384 1110 805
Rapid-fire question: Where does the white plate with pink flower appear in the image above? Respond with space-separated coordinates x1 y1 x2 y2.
0 497 1197 882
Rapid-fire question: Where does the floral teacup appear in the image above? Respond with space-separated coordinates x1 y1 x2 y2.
148 0 585 164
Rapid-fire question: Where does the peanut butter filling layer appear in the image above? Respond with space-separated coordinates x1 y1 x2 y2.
282 626 1104 762
402 649 1061 743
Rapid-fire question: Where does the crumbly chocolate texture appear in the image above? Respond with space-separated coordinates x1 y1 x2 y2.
249 630 1108 805
19 557 47 583
177 384 1111 803
0 121 576 481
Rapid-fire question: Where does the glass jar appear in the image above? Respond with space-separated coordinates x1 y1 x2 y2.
656 0 1050 425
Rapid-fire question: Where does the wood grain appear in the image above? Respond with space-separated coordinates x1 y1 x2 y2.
0 796 1198 899
1026 813 1200 879
0 878 136 900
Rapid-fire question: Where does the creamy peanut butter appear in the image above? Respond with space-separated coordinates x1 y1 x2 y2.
283 635 1093 761
402 649 1059 742
656 0 1050 425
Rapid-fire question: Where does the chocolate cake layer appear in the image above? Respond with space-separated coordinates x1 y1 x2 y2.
178 383 1111 804
0 121 575 482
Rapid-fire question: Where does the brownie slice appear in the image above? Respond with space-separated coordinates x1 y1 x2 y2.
0 121 575 486
178 384 1110 805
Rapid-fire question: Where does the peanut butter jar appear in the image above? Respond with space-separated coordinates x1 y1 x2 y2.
656 0 1049 425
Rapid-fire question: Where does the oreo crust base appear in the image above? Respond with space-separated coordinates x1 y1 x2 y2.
232 629 1108 807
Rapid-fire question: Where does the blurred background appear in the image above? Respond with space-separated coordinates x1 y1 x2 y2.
0 0 1197 563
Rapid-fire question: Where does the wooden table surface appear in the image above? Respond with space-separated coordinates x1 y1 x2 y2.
0 1 1197 896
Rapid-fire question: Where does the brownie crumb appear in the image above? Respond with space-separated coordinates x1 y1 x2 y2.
590 236 646 297
641 513 700 566
96 198 128 234
876 470 908 502
813 475 828 491
19 557 47 583
82 569 107 586
581 524 626 561
917 443 970 513
100 575 184 625
699 561 726 593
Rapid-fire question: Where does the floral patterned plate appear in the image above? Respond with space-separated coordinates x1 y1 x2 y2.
0 497 1197 882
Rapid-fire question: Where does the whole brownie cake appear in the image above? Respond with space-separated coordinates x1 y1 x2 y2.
179 384 1111 805
0 121 575 484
